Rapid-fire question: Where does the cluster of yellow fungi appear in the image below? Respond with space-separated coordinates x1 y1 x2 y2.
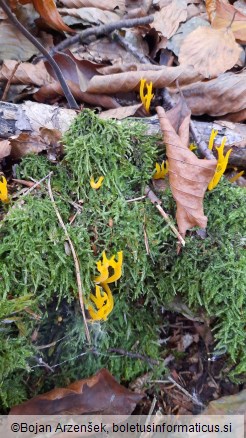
139 78 154 113
87 250 123 321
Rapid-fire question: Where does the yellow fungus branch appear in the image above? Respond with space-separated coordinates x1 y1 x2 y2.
139 78 154 113
90 176 104 189
0 176 9 203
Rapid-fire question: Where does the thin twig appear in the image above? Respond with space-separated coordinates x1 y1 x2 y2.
0 0 79 109
50 15 154 54
47 175 91 344
190 120 215 160
108 348 159 366
139 395 157 438
126 195 146 203
1 61 21 101
167 376 204 407
19 172 53 197
145 185 185 246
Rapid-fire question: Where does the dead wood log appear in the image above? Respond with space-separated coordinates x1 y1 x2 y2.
0 101 246 168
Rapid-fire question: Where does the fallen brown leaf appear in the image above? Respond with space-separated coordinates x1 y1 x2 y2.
179 70 246 119
59 7 121 25
24 0 74 32
212 0 246 43
150 0 187 39
86 65 203 94
156 102 217 236
0 21 39 61
59 0 125 11
99 103 142 120
179 26 242 78
167 17 210 56
0 139 11 159
9 132 48 159
35 80 120 109
10 368 143 415
0 60 51 86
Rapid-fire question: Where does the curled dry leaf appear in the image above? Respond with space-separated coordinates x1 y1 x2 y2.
59 0 125 12
150 0 187 39
35 80 120 109
10 368 143 415
8 132 48 159
156 103 217 236
23 0 74 32
39 51 120 108
212 0 246 44
86 65 203 94
179 26 243 78
59 7 121 25
179 70 246 118
0 60 51 86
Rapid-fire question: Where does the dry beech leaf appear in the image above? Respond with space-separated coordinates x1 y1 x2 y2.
0 21 39 61
35 80 120 109
212 0 246 43
0 60 51 86
60 0 125 11
27 0 74 32
167 17 210 56
150 0 187 38
10 368 143 415
9 133 48 159
0 140 11 160
39 51 120 108
179 26 242 78
86 65 203 94
180 70 246 118
156 102 217 236
99 104 142 120
59 7 121 25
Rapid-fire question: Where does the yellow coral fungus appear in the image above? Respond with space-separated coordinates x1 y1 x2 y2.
229 170 244 183
189 143 197 151
139 78 154 113
87 284 113 321
90 176 104 189
103 251 123 284
208 137 232 191
0 176 9 203
89 250 123 321
153 161 169 179
94 260 109 284
208 128 218 150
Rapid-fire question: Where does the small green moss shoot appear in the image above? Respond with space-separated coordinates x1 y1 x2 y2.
0 110 245 409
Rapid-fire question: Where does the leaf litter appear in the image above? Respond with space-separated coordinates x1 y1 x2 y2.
0 0 245 417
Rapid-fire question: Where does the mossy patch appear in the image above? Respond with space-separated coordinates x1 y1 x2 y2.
0 110 245 410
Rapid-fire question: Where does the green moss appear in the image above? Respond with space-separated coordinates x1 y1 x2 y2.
0 110 245 409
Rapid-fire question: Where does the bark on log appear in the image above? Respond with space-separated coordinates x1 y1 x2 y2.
0 101 246 168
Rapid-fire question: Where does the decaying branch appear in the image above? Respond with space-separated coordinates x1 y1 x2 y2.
0 101 246 168
51 15 154 54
